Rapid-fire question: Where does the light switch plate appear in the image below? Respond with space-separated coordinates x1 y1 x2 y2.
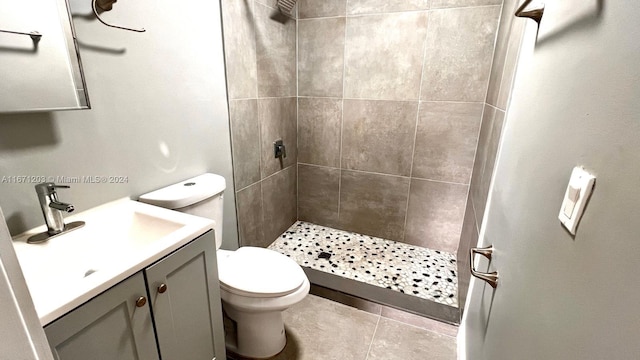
558 167 596 235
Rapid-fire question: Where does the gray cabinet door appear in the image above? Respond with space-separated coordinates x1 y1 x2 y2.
44 272 159 360
145 231 226 360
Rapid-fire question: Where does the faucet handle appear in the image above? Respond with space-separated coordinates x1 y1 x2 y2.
35 182 70 195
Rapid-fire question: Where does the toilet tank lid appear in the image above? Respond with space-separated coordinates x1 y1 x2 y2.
138 173 226 209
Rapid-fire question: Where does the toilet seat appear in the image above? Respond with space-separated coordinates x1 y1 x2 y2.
218 247 305 298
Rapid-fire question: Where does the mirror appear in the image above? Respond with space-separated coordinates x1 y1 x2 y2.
0 0 90 113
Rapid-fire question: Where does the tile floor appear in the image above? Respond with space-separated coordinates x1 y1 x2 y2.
269 221 458 307
228 292 457 360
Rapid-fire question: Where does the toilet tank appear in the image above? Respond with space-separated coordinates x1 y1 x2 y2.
138 173 226 249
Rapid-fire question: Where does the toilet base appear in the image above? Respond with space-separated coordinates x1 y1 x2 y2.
223 304 287 359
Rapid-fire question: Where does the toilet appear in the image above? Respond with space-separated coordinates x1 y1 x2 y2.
139 173 309 359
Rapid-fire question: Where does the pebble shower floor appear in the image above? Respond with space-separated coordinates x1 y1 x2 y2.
268 221 458 307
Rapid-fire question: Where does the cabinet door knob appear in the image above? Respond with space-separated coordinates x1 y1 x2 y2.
135 296 147 307
158 283 168 294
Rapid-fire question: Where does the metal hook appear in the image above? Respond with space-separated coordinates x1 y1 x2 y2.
0 29 42 41
92 0 145 33
515 0 545 25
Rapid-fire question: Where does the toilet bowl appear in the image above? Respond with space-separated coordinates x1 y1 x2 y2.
218 247 310 358
139 173 310 359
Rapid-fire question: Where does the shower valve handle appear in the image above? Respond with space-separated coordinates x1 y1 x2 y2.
274 140 286 159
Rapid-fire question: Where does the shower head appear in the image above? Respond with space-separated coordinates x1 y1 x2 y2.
277 0 297 16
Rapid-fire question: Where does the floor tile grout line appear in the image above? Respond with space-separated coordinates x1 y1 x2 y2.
379 315 459 339
364 314 382 360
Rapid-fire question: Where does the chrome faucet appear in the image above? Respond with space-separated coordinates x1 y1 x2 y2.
36 183 74 235
28 183 84 244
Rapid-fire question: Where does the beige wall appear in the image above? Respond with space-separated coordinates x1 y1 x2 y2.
296 0 501 253
0 0 238 249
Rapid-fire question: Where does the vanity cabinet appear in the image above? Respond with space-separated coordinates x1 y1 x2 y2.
44 231 226 360
44 272 158 359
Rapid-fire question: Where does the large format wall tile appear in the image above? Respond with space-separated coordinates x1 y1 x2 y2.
229 99 261 189
236 182 265 248
495 18 525 110
342 100 418 176
344 12 428 100
431 0 501 9
221 0 257 99
262 166 297 244
255 0 277 9
298 17 346 97
254 2 296 97
456 198 477 310
421 6 500 102
470 105 505 226
404 179 468 253
347 0 430 15
298 0 346 18
298 164 340 226
339 171 410 241
298 98 342 167
412 102 483 184
487 0 526 110
259 97 297 178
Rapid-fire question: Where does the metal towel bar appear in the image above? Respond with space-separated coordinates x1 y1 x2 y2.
515 0 545 24
92 0 145 33
0 29 42 40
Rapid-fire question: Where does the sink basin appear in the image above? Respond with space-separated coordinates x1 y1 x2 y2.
12 198 215 325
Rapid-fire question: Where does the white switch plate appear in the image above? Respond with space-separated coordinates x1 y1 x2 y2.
558 167 596 235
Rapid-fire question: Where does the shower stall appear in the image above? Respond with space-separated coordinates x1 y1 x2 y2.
222 0 524 324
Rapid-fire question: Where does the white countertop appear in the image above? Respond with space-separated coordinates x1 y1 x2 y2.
12 198 215 326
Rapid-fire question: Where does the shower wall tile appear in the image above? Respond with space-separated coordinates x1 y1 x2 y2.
495 19 525 110
298 17 346 97
299 0 346 18
255 0 279 11
298 164 340 227
344 12 428 100
412 102 483 184
259 97 297 178
470 105 505 226
341 99 418 176
221 0 257 99
347 0 430 15
430 0 501 9
456 198 478 310
486 0 525 110
298 97 342 167
404 179 467 253
421 6 500 102
254 2 297 97
485 2 511 108
289 0 504 258
338 171 410 241
262 166 297 244
236 182 265 248
229 99 261 190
